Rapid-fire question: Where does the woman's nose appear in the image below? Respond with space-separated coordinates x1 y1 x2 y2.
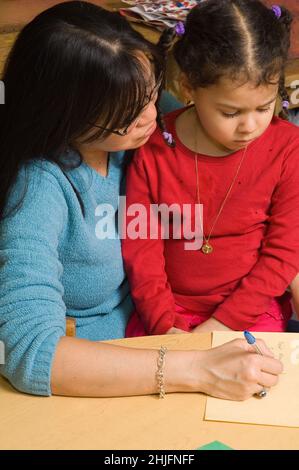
137 101 157 127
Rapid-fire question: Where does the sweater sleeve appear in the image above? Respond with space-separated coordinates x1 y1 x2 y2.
122 152 186 335
0 164 67 395
213 139 299 329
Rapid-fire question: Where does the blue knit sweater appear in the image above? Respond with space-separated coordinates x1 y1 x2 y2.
0 152 133 396
0 92 181 396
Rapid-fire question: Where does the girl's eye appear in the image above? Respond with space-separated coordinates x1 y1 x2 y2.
257 107 271 113
222 106 272 118
222 111 239 118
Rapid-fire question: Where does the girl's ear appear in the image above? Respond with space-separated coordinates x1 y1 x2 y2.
179 72 195 105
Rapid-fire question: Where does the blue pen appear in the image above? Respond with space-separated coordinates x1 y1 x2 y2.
244 331 267 398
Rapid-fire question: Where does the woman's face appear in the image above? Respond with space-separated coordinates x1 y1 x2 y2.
76 58 159 154
93 95 158 152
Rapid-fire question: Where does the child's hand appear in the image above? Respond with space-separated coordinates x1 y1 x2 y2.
166 327 188 334
192 317 231 333
290 273 299 319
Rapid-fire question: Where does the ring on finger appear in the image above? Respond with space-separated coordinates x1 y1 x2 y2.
256 387 267 398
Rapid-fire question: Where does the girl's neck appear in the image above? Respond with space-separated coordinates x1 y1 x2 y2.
176 107 235 157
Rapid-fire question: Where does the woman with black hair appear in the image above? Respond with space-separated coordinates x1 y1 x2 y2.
0 1 282 400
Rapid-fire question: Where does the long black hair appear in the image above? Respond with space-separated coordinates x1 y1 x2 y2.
0 1 164 218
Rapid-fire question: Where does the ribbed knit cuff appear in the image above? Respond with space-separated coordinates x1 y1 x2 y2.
28 330 64 396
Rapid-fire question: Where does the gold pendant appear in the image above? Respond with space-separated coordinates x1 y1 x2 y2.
202 243 213 254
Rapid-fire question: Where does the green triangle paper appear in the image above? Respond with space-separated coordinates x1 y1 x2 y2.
196 440 233 450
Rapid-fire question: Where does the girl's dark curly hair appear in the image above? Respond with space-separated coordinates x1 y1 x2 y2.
158 0 292 131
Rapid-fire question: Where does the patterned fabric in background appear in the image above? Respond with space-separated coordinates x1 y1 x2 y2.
120 0 203 29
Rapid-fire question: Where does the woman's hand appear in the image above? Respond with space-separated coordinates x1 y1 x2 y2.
190 338 283 401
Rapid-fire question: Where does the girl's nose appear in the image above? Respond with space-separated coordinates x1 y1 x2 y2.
237 114 257 135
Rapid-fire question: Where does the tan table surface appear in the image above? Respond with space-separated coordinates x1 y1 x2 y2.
1 333 299 450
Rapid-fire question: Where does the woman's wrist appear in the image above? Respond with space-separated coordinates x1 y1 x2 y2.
164 349 207 394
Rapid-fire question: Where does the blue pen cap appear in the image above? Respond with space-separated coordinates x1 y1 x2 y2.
244 330 256 345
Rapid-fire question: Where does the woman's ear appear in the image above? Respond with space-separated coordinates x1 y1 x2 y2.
179 72 194 105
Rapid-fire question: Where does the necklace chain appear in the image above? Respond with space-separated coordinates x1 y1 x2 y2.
194 139 248 254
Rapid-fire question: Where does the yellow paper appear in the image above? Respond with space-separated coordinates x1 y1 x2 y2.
205 331 299 428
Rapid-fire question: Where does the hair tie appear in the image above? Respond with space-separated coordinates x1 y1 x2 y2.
282 100 290 110
162 131 175 147
271 5 282 19
174 21 185 36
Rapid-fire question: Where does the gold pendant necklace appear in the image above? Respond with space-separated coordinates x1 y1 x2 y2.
194 146 248 255
201 242 213 254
